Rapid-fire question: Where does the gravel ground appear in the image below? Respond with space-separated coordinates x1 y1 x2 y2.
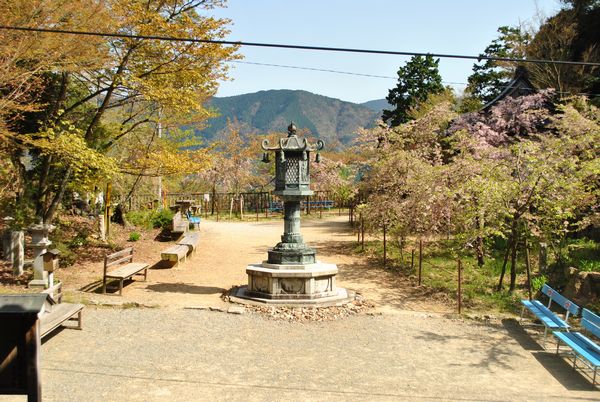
2 307 598 402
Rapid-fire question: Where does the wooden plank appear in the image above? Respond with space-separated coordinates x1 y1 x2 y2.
106 247 133 261
105 254 134 268
40 303 84 337
105 262 148 279
161 245 187 261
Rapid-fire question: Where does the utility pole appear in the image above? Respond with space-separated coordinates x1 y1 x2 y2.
156 111 162 209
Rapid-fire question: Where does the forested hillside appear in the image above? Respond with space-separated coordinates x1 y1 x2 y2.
197 90 380 146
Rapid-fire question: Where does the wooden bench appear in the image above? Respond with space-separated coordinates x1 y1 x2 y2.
40 302 83 338
177 232 200 255
171 212 189 236
38 284 83 337
161 244 188 267
554 308 600 385
521 284 580 348
103 247 149 295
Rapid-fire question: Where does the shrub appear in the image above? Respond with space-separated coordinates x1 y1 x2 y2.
128 232 141 242
125 208 173 230
150 208 174 229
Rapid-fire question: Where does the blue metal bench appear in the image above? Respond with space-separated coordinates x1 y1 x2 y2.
520 284 580 348
185 211 201 229
554 309 600 385
269 201 283 212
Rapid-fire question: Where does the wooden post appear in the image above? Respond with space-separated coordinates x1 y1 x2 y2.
383 223 387 268
360 214 365 251
319 194 323 219
457 259 463 315
525 240 533 300
240 195 244 220
256 195 259 221
104 183 112 238
418 239 423 286
411 248 415 271
265 193 269 218
216 194 220 222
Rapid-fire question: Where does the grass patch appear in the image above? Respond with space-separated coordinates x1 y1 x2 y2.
357 236 535 315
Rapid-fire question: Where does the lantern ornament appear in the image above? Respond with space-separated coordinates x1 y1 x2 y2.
260 122 324 265
262 122 323 197
233 122 351 304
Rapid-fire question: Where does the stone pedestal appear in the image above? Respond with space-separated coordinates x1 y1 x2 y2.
27 223 54 289
246 261 338 300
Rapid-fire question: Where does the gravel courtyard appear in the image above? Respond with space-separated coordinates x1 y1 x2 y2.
2 216 598 401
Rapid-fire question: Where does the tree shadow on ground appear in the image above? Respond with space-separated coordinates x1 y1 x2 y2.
145 282 226 295
501 319 595 391
302 218 354 236
312 239 453 311
412 321 518 371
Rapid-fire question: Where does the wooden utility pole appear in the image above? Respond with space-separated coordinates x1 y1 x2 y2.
457 259 463 314
361 214 365 251
418 239 423 286
383 223 387 268
104 183 112 238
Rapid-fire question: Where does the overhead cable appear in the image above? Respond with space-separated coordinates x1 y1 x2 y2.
1 25 600 67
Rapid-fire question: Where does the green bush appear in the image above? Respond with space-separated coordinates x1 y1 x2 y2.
531 275 548 293
125 208 174 230
150 208 174 229
128 232 141 242
125 210 153 229
54 242 77 267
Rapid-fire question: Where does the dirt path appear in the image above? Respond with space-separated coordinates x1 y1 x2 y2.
65 215 453 313
4 216 598 401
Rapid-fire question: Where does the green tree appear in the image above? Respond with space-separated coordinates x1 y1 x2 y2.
3 0 240 224
466 26 530 104
382 55 444 127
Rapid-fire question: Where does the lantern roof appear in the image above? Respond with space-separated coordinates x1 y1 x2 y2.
261 122 324 152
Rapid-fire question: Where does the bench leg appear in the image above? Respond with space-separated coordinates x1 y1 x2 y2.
543 327 548 349
143 268 148 282
102 277 107 294
119 279 124 296
76 310 82 330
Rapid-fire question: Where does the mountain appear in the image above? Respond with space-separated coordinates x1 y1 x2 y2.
360 99 391 115
195 90 380 146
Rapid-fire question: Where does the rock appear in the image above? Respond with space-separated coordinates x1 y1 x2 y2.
184 306 210 310
209 306 226 312
228 306 245 315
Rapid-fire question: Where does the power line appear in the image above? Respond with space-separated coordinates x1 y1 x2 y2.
2 25 600 67
232 60 600 97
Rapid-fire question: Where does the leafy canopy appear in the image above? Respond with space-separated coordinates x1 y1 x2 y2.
382 55 444 127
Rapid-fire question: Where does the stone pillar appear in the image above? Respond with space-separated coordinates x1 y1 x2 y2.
27 223 54 289
11 231 24 276
282 200 303 244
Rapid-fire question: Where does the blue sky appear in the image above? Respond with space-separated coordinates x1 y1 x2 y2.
209 0 562 104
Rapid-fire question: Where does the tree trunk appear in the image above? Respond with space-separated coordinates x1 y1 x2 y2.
509 235 519 293
475 235 485 268
497 237 513 292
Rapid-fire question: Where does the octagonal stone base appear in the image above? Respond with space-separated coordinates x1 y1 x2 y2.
243 261 342 301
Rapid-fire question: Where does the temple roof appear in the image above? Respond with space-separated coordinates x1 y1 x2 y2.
482 66 536 111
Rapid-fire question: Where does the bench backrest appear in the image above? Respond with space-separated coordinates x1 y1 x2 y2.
173 212 182 224
104 247 134 275
582 309 600 339
541 284 580 317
